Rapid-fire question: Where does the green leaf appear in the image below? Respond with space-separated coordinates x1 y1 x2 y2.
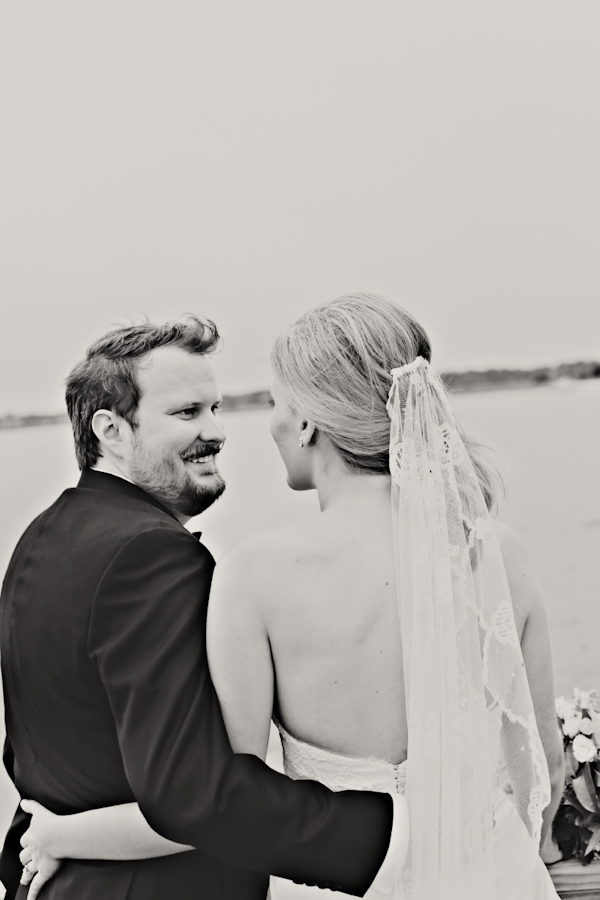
583 762 600 812
573 768 600 814
565 744 578 779
585 832 600 856
563 788 590 817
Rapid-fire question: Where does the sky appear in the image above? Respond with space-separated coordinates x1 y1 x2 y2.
1 0 599 415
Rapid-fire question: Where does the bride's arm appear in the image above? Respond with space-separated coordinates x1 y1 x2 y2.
20 799 192 862
19 798 192 900
495 522 565 861
206 539 275 760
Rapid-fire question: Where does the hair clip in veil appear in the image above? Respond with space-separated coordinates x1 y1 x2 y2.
386 356 550 899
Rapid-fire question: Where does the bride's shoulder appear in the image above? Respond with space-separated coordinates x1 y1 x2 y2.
493 520 546 631
493 520 532 572
220 519 318 564
210 520 319 602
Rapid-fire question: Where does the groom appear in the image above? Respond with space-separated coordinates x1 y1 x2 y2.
0 317 396 900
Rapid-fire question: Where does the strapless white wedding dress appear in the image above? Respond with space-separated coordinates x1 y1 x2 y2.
270 723 560 900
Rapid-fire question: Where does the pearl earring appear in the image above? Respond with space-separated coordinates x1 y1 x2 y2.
299 437 305 448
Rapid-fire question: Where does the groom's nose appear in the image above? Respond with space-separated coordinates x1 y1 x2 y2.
199 413 226 448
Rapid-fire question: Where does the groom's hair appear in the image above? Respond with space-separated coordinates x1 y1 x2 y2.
65 316 221 470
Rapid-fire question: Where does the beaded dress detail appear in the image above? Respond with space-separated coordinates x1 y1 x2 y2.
278 722 407 796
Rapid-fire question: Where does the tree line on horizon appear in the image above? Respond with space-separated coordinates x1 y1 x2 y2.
1 359 599 428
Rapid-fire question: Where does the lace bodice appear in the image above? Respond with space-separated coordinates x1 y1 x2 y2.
277 722 407 795
272 721 558 900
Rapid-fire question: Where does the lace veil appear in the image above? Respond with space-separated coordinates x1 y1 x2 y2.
387 357 550 898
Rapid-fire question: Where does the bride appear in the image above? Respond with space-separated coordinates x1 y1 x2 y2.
19 294 564 898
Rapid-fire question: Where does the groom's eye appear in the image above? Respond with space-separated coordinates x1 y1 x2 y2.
176 407 198 419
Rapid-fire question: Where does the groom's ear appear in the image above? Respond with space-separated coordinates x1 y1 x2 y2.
91 409 127 457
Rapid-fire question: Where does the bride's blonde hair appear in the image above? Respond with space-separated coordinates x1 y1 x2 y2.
271 292 504 511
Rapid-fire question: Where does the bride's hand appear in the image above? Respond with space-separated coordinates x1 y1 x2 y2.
540 833 563 866
19 799 63 900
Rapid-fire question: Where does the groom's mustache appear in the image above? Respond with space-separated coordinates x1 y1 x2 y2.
180 440 224 461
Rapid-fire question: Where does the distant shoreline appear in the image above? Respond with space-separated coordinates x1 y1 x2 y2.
1 361 599 429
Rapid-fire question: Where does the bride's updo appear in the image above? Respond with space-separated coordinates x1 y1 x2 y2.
271 292 503 511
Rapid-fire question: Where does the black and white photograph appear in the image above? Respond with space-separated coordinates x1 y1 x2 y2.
1 2 599 898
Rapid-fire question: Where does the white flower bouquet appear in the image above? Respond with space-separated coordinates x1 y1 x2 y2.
553 688 600 864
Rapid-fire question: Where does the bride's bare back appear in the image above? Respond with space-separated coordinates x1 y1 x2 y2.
206 474 556 776
264 496 407 763
207 476 408 765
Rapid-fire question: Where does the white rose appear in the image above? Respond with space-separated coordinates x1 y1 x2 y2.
563 712 583 738
574 688 593 711
572 734 599 764
579 716 594 736
591 710 600 746
556 696 575 720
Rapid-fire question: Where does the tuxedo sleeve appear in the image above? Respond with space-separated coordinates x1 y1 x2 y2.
88 527 393 897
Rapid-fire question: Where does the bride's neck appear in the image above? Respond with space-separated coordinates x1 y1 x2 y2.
314 460 391 514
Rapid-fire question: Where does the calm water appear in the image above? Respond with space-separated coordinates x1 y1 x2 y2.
1 381 599 843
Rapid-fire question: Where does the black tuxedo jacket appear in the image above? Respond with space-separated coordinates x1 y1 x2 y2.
0 470 392 900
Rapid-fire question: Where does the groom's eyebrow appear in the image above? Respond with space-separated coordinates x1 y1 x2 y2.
167 397 223 411
169 400 201 410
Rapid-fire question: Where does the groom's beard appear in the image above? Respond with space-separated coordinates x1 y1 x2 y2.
129 438 226 517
